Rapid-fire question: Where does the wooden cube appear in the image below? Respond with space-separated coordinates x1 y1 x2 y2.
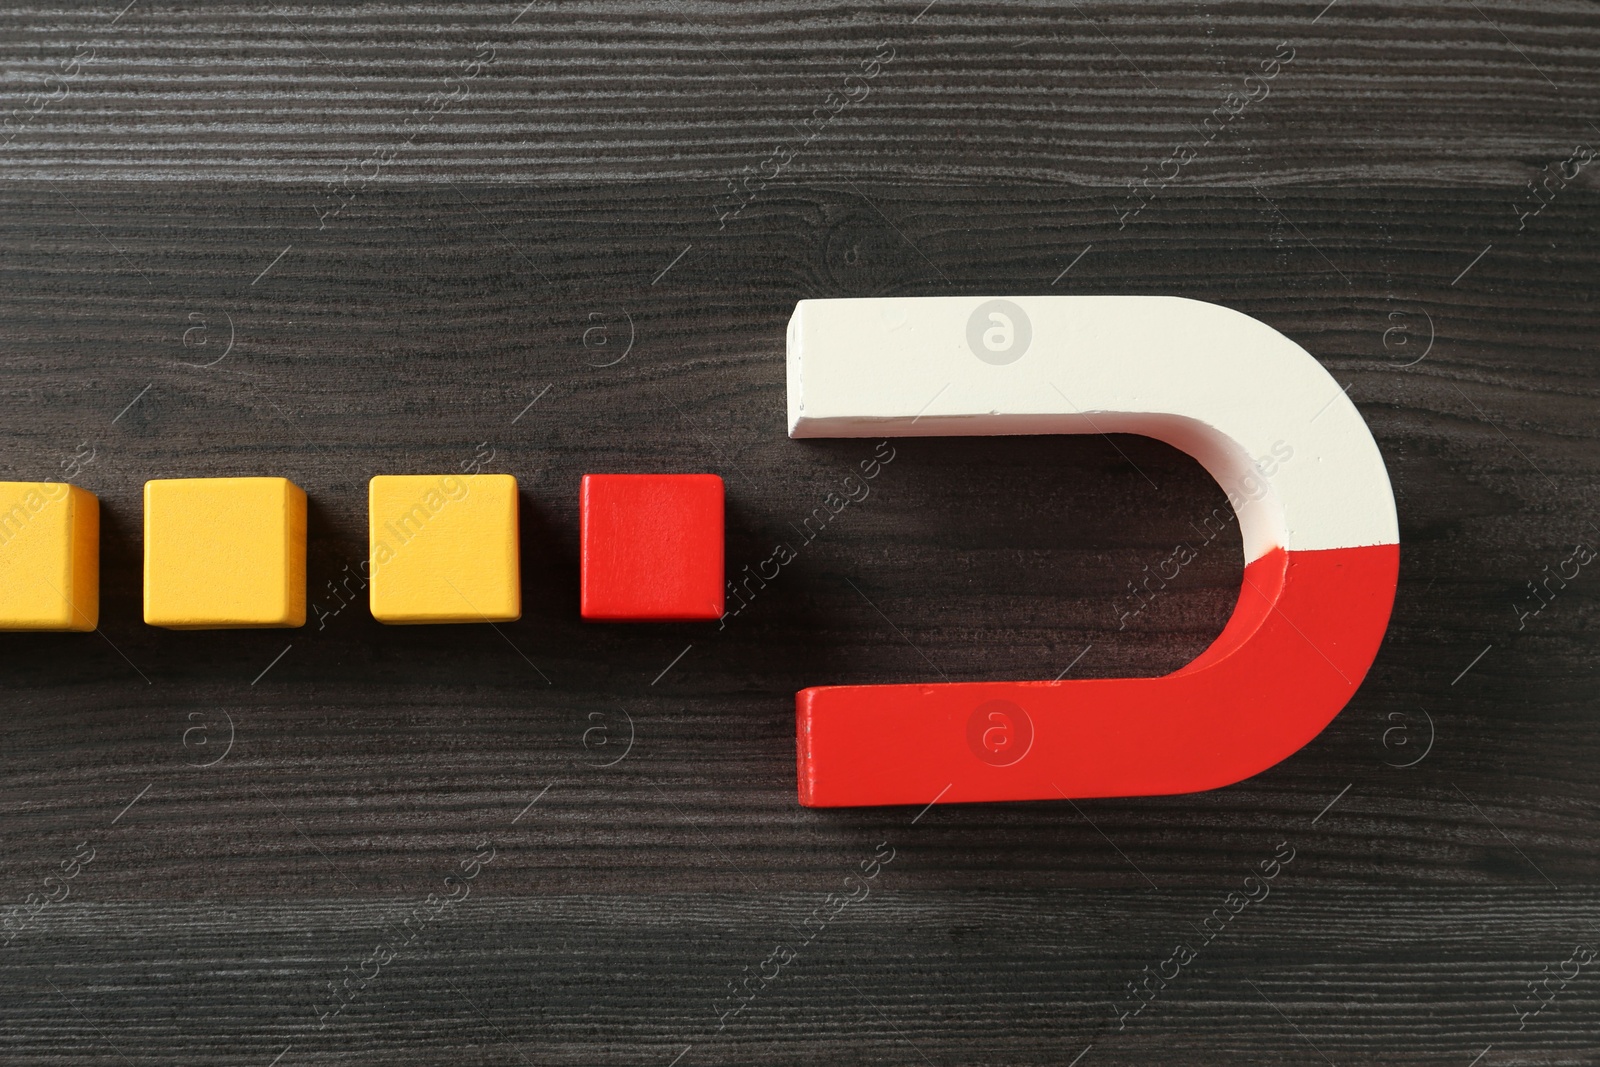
367 474 520 624
580 474 724 621
0 482 98 631
143 477 306 629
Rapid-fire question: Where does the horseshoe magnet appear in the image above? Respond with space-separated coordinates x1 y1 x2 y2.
788 296 1399 808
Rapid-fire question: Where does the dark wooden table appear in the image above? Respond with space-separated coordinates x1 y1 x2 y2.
2 2 1598 1063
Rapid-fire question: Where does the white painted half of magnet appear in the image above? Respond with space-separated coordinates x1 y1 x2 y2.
786 295 1398 563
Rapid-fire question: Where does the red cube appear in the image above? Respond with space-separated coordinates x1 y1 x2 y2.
580 474 724 621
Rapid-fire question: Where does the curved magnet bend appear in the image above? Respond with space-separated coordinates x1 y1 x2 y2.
788 296 1399 808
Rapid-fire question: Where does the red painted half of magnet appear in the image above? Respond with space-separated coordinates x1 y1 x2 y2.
796 541 1398 807
580 474 725 621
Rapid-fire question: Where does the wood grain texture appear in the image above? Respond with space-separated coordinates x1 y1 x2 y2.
2 1 1599 1064
1 1 1598 185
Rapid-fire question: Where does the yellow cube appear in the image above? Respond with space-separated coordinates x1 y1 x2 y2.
144 477 306 629
368 474 520 624
0 482 98 631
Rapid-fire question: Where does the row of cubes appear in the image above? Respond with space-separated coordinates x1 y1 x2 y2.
0 474 725 630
